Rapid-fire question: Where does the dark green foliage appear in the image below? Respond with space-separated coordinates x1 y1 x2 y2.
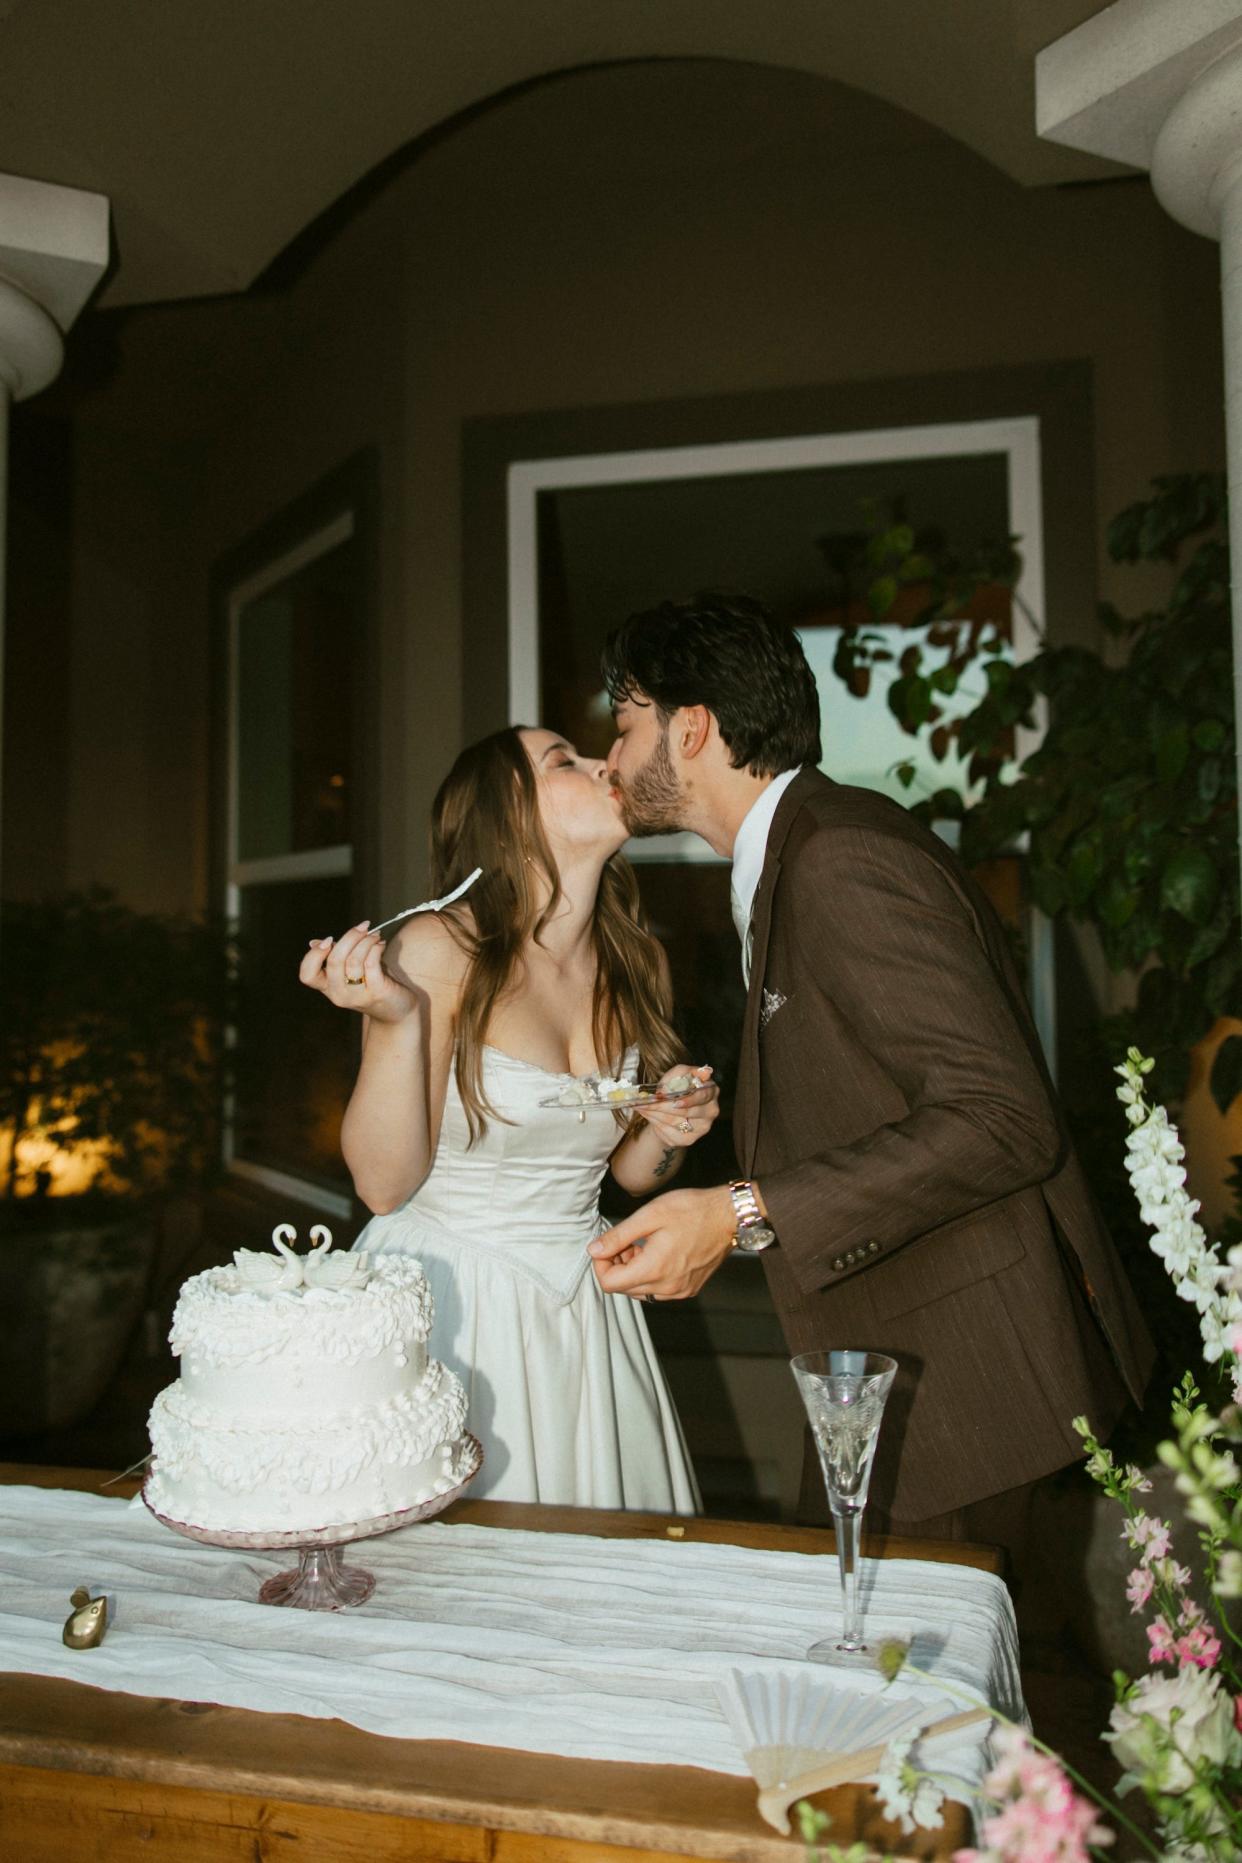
0 888 234 1213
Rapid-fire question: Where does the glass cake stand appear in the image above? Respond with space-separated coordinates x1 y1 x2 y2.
142 1431 483 1611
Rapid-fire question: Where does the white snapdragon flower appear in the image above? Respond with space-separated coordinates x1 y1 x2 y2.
1117 1058 1240 1374
873 1731 945 1835
1162 1236 1202 1282
1201 1305 1241 1365
1188 1440 1239 1490
1107 1668 1242 1796
1135 1160 1188 1198
1214 1548 1242 1597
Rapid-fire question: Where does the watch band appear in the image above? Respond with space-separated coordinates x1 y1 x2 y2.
728 1179 776 1252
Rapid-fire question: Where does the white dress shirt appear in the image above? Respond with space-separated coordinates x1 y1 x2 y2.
728 766 800 983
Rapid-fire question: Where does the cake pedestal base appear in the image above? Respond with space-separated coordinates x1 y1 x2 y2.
143 1433 483 1612
258 1544 375 1610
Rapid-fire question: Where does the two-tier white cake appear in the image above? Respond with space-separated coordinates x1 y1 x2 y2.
145 1226 470 1533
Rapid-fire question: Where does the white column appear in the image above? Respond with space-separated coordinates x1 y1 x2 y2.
1037 1 1242 908
1151 39 1242 848
0 175 109 890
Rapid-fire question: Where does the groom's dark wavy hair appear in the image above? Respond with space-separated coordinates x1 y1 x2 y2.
601 591 822 777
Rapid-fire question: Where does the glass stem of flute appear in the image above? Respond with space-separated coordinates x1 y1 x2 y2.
833 1505 865 1650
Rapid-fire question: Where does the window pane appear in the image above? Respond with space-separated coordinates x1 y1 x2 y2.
233 875 355 1192
637 862 744 1187
236 533 356 860
537 447 1019 1197
799 617 1009 808
537 451 1012 795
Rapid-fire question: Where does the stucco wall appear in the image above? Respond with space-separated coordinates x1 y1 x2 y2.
7 59 1225 913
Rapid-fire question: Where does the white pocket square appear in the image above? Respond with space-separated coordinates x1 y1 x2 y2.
760 988 787 1029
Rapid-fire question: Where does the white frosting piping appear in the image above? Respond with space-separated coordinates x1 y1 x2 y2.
148 1359 467 1498
169 1253 433 1368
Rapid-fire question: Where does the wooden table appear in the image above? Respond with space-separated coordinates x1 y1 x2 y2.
0 1464 1002 1862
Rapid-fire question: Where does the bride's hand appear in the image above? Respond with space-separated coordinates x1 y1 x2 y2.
638 1065 720 1149
298 922 415 1023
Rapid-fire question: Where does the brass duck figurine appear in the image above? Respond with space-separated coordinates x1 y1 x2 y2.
63 1587 108 1648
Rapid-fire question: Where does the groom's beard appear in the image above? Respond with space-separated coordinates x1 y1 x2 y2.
615 728 687 837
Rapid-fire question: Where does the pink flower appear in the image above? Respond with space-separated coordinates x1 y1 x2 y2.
1233 1694 1242 1734
1147 1617 1178 1665
1176 1622 1222 1670
1125 1566 1154 1612
1123 1514 1173 1561
953 1727 1112 1863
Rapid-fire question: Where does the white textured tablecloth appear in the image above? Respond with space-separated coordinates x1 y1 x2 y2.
0 1485 1023 1783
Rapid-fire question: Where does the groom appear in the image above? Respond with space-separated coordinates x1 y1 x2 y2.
589 592 1153 1548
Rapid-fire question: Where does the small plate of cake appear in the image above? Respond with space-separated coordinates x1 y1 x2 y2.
539 1070 698 1112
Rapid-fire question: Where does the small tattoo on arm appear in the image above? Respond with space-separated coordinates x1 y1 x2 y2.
653 1147 676 1179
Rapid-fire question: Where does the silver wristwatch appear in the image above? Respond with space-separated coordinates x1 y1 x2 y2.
729 1179 777 1253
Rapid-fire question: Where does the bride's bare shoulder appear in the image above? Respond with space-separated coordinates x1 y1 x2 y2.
386 908 474 993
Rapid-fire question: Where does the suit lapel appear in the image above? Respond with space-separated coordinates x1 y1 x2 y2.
732 768 822 1174
734 862 776 1173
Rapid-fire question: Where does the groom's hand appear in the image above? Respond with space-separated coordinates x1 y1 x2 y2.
588 1187 736 1300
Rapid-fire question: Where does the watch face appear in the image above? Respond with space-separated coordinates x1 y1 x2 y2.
735 1222 776 1253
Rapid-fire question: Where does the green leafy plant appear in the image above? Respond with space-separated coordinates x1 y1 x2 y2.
0 888 234 1224
826 474 1238 1118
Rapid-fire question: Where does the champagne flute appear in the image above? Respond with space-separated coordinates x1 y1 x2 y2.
790 1349 898 1667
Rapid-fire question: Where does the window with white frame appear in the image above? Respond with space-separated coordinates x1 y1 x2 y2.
507 416 1055 1079
224 510 359 1217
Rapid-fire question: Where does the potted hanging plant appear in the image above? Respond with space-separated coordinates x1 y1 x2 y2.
0 887 232 1434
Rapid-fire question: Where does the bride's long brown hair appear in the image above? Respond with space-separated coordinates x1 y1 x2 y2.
430 727 682 1142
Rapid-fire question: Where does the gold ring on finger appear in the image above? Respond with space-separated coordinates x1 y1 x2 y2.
680 1117 693 1133
345 974 365 986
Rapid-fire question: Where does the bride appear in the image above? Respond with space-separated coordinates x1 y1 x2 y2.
298 725 715 1511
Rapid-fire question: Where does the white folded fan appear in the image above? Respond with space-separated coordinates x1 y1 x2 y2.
717 1668 989 1835
369 867 483 934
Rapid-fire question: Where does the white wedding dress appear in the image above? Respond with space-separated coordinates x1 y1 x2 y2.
355 1045 701 1513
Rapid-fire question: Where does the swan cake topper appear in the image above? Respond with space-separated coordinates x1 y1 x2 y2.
232 1224 372 1295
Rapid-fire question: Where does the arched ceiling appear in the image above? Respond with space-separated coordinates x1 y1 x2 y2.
0 0 1125 311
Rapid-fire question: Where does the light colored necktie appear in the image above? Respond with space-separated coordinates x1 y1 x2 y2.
730 887 753 987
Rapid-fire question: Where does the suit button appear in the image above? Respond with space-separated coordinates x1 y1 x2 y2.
832 1256 845 1272
867 1240 880 1255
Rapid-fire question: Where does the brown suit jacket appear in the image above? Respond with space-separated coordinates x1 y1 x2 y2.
734 768 1154 1521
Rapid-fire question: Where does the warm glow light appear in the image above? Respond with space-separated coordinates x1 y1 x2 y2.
0 1130 114 1197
